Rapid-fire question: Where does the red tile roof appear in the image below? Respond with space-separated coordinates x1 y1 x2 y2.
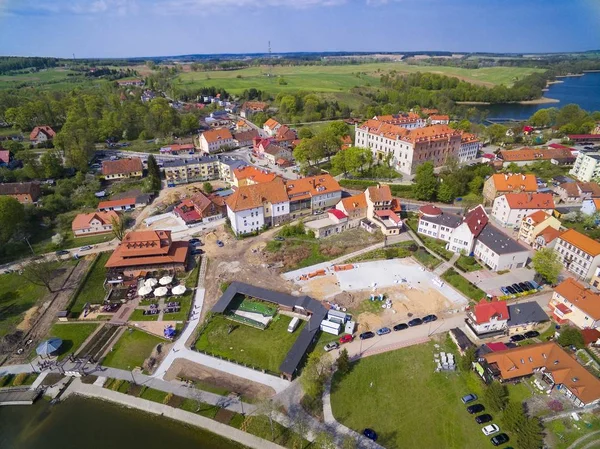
419 204 442 216
29 125 56 140
233 166 278 184
499 147 574 162
554 278 600 320
72 211 119 231
462 205 488 237
486 342 509 352
264 118 280 130
559 229 600 257
98 197 137 210
367 185 392 203
328 209 347 220
489 173 537 192
503 193 555 209
473 301 509 324
201 127 233 143
102 158 143 176
226 178 289 212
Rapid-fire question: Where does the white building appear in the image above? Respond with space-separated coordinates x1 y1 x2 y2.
491 193 555 229
473 226 530 271
570 152 600 182
549 278 600 330
263 118 282 137
371 113 425 130
199 128 234 154
555 229 600 281
458 133 481 163
428 114 450 125
466 301 509 337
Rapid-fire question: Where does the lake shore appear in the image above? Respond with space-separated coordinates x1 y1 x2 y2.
456 96 560 106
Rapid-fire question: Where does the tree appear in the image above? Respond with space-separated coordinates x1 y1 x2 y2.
483 382 508 412
345 146 372 176
203 181 214 194
484 124 508 144
40 150 64 179
501 402 543 449
110 215 126 241
0 196 25 244
325 120 350 137
22 260 57 292
531 248 563 285
459 346 476 372
436 181 455 203
51 233 64 246
314 431 336 449
298 127 314 139
331 149 348 175
337 348 351 375
146 155 161 192
557 326 584 349
300 352 332 399
413 162 438 201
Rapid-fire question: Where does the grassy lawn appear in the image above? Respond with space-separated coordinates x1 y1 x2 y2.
31 232 114 255
0 68 108 91
331 339 512 449
195 314 304 373
69 252 112 317
413 247 442 270
230 413 311 449
47 323 100 360
455 255 483 273
0 271 48 339
139 387 168 403
346 241 415 263
442 268 486 302
544 414 600 449
128 309 159 322
102 328 165 370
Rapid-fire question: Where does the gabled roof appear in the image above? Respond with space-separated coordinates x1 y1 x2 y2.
233 166 278 184
275 125 296 141
264 144 287 156
473 301 509 324
328 209 347 220
503 193 555 210
201 127 233 143
558 229 600 257
367 185 392 203
429 114 449 121
29 125 56 140
0 182 40 196
226 178 288 212
554 278 600 320
233 129 259 142
462 205 488 237
264 118 280 129
488 173 537 192
499 147 574 162
526 210 551 224
535 226 561 244
241 101 268 112
339 193 367 213
372 112 422 125
477 225 529 255
285 174 341 201
72 211 119 231
102 158 143 176
98 197 137 210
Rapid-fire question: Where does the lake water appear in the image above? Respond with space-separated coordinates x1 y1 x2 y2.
0 397 246 449
483 71 600 121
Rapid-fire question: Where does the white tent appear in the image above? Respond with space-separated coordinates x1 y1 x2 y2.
154 286 168 297
172 285 186 295
144 278 158 288
137 286 152 296
159 275 173 286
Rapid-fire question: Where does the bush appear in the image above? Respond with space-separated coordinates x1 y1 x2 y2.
12 373 27 386
163 392 174 405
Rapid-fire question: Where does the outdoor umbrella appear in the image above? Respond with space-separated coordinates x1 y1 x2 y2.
159 275 173 286
36 338 63 357
171 285 186 295
138 286 152 296
144 278 158 288
154 286 168 297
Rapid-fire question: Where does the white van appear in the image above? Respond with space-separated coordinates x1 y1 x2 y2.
288 317 300 333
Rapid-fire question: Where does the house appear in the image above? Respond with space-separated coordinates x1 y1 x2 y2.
554 182 600 203
240 101 268 118
518 211 561 246
263 118 281 136
199 128 234 154
507 302 549 334
478 342 600 407
235 120 250 132
466 300 509 337
491 193 555 228
262 144 293 165
365 185 403 235
473 225 530 271
71 211 120 237
105 230 189 277
97 197 138 212
570 152 600 182
482 173 537 205
101 158 143 180
285 174 342 219
498 147 575 167
159 144 195 155
305 209 350 239
533 226 562 250
233 129 259 148
428 114 450 125
218 158 247 183
163 156 220 186
29 126 56 144
549 278 600 329
232 165 279 187
0 182 41 204
274 125 297 148
336 193 368 221
581 198 600 216
173 192 223 225
226 178 290 235
555 229 600 280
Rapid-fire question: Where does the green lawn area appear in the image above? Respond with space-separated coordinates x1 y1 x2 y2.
128 309 159 322
47 323 100 360
69 252 112 317
455 255 483 273
331 339 514 449
544 414 600 449
102 328 165 370
413 247 442 270
31 232 114 255
139 387 168 403
346 241 415 263
406 216 454 261
195 314 305 374
0 68 108 91
442 268 486 302
230 413 311 449
0 271 48 339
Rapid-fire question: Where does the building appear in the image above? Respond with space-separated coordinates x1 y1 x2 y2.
507 302 549 334
199 128 234 154
466 300 509 337
101 158 143 180
274 125 297 148
117 79 144 87
549 278 600 329
97 195 150 212
163 157 220 186
105 230 189 277
232 166 279 187
371 113 425 130
491 193 555 228
534 226 562 250
458 133 481 163
286 174 342 219
365 185 402 235
555 229 600 280
428 114 450 125
233 129 259 148
263 118 281 136
0 182 41 204
498 147 576 167
581 198 600 216
570 152 600 182
159 144 195 155
226 178 290 235
262 144 293 165
71 211 120 237
554 182 600 203
482 173 538 205
591 267 600 289
473 225 530 271
218 158 247 183
305 209 350 238
29 126 56 144
479 342 600 407
240 101 268 118
336 193 368 221
173 192 223 225
517 211 561 247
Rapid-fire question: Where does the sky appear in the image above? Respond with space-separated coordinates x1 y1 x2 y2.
0 0 599 58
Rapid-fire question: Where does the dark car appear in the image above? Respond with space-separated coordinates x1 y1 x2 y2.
491 433 509 446
467 404 485 414
510 334 525 342
376 327 391 336
393 323 409 331
423 314 438 323
506 286 517 295
524 330 540 339
518 282 530 291
476 414 493 424
511 283 524 293
189 238 201 244
461 393 477 404
500 287 510 296
55 250 70 256
363 429 377 441
523 281 535 291
191 249 204 256
408 318 423 327
360 331 375 340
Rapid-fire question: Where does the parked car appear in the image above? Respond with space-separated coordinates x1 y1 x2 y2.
422 314 437 323
482 424 500 436
461 393 478 404
511 283 524 293
523 281 535 291
339 334 354 344
518 282 530 291
79 245 93 252
55 250 70 256
376 327 391 336
408 318 423 327
189 238 201 244
505 286 516 295
360 331 375 340
524 330 540 339
216 240 224 247
510 334 525 342
500 287 510 296
467 404 485 414
393 323 408 331
324 342 339 352
363 429 377 441
491 433 509 446
476 414 493 424
191 249 204 256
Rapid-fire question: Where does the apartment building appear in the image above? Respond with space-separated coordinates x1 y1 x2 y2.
232 165 279 187
466 301 509 337
555 229 600 280
163 157 220 186
458 133 481 163
517 211 561 246
570 152 600 182
199 128 234 154
491 193 555 228
482 173 537 205
286 174 342 219
549 278 600 330
473 226 530 271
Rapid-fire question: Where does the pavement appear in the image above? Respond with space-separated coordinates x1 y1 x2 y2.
464 267 536 296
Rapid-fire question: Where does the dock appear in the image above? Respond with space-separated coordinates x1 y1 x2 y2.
0 387 41 406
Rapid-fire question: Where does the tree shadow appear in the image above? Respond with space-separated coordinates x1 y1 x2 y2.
0 291 18 304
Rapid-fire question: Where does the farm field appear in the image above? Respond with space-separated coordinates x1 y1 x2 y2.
0 69 108 90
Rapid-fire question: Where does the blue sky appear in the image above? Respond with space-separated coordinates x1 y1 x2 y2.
0 0 598 58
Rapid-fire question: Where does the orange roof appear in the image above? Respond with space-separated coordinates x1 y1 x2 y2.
554 278 600 320
474 301 509 324
226 178 289 212
285 174 341 201
242 101 268 112
489 173 537 192
102 158 143 176
483 342 600 404
503 193 555 209
105 240 189 269
559 229 600 257
339 193 367 213
526 210 551 224
359 121 460 144
500 147 574 162
595 199 600 209
373 112 422 125
98 197 137 210
264 118 280 129
233 166 278 184
430 114 449 121
460 132 480 144
29 125 56 140
367 185 392 203
275 125 296 141
201 127 233 143
72 211 119 231
536 226 561 244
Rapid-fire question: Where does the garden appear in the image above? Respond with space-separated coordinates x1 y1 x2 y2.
455 255 483 273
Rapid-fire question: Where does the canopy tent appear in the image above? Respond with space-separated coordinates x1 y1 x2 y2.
171 285 186 295
36 338 63 357
138 286 153 296
164 325 176 339
154 286 168 297
159 275 173 286
144 278 158 288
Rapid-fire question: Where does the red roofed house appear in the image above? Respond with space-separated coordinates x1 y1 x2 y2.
29 126 56 144
72 211 120 237
262 144 293 165
429 114 450 125
160 144 195 155
102 158 144 180
274 125 297 148
199 128 234 154
98 197 139 212
263 118 282 137
491 193 555 228
305 209 350 238
466 300 509 337
365 184 403 235
173 192 223 225
549 278 600 329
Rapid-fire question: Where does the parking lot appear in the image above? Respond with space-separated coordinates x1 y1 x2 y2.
463 267 536 297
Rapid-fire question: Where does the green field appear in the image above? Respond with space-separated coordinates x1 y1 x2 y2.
195 314 305 373
47 322 100 360
102 328 165 370
69 252 112 317
0 69 108 91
